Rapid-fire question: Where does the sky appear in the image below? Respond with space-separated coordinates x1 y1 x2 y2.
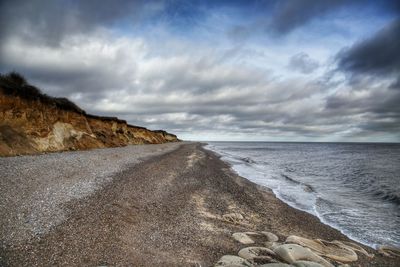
0 0 399 142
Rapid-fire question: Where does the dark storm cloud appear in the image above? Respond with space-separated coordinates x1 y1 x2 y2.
269 0 347 34
0 0 160 45
269 0 400 35
389 78 400 90
318 17 400 138
1 0 399 46
337 19 400 76
288 53 319 74
326 90 400 115
327 19 400 136
324 80 400 135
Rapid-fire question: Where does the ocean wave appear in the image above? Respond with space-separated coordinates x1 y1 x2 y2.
225 147 277 152
205 141 400 249
372 190 400 205
354 176 400 206
281 173 300 184
281 174 315 193
340 171 400 206
241 157 255 164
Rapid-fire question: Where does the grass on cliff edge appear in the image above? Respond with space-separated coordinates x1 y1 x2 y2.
0 72 85 114
0 72 127 124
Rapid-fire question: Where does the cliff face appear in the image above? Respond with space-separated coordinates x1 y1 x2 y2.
0 73 179 157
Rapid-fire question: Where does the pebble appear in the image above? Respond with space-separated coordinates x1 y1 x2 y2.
0 143 182 247
223 212 244 223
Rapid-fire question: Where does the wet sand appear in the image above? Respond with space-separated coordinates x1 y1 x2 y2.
0 143 398 266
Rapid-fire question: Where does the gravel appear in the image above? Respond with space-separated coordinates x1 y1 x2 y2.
0 143 182 248
1 143 398 266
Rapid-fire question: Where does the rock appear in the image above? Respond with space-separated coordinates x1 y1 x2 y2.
223 212 244 223
265 241 280 249
261 232 279 242
233 233 255 245
258 263 292 267
292 261 325 267
332 240 374 258
214 255 253 267
273 244 334 267
238 246 277 264
233 231 280 245
285 236 357 262
377 245 400 257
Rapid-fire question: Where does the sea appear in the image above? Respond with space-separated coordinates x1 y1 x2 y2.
205 142 400 249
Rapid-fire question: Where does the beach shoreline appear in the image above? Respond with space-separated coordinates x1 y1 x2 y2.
204 142 398 251
0 142 398 266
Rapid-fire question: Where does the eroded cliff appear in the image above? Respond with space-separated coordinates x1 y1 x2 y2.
0 73 179 156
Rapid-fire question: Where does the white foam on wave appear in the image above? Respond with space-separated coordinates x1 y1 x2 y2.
206 144 318 213
313 202 378 249
205 143 380 249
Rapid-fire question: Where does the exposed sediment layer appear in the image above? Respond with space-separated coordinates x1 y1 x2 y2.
0 73 179 157
0 143 398 266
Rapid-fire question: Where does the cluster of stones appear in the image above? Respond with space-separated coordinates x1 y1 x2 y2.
214 231 377 267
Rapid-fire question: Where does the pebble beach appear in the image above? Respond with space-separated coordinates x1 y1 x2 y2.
0 143 399 266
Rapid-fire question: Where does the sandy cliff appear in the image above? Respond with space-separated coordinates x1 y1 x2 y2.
0 73 179 156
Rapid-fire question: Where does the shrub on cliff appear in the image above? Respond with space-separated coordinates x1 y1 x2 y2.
2 72 28 86
0 72 85 114
53 97 85 114
0 72 42 100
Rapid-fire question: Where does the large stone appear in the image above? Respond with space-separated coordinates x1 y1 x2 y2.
292 261 325 267
214 255 253 267
286 236 357 262
265 241 280 249
233 233 255 245
273 244 334 267
233 231 279 245
261 232 279 242
377 245 400 257
238 246 277 264
258 264 292 267
332 240 374 258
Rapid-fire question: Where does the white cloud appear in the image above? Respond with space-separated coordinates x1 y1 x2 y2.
1 2 399 142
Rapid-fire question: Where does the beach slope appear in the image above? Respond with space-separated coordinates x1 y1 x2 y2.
0 143 398 266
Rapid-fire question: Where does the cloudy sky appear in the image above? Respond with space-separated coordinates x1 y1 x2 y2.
1 0 399 142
